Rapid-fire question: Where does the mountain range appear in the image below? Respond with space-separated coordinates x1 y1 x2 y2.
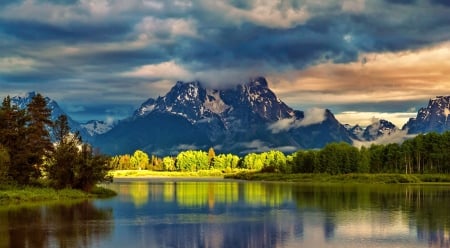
10 92 113 142
7 78 450 155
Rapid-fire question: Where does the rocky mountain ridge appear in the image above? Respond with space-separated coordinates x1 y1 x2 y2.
403 96 450 134
94 77 351 155
6 84 450 156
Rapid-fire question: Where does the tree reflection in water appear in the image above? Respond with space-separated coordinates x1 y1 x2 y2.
0 201 113 248
2 182 450 248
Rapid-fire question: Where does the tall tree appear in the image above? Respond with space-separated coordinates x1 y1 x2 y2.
26 93 54 179
0 96 32 184
47 115 82 189
47 115 111 191
0 145 10 182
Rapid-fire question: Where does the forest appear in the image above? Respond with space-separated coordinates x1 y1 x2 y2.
110 131 450 175
0 94 111 191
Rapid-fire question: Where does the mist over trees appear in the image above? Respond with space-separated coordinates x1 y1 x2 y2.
0 94 111 191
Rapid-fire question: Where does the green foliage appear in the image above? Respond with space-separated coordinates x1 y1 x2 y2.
0 94 54 184
130 150 149 170
0 145 10 182
46 115 112 192
176 150 209 171
212 154 240 170
162 156 176 171
25 93 54 179
110 131 450 178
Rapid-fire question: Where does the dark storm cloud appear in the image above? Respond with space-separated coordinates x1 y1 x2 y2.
431 0 450 7
384 0 417 5
1 0 450 121
0 19 132 43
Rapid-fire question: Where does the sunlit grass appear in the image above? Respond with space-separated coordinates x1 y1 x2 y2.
225 172 450 184
0 185 116 205
110 169 255 178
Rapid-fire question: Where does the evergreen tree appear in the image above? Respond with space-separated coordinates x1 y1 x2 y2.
0 145 10 182
26 93 54 179
47 115 82 189
0 96 33 184
47 115 111 191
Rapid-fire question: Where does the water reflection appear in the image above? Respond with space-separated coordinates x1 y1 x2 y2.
2 182 450 247
103 181 450 248
0 201 113 248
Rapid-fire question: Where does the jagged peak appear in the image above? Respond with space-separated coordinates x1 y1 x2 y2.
174 80 202 89
246 76 268 88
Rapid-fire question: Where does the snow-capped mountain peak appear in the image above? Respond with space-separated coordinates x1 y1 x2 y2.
134 77 294 123
363 119 398 141
346 119 398 141
9 92 112 140
403 96 450 133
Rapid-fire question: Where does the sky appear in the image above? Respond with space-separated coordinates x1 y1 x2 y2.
1 0 450 127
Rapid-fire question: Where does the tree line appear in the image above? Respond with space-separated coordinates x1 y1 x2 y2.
0 94 111 191
111 132 450 175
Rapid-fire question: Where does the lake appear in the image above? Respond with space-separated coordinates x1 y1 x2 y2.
1 179 450 248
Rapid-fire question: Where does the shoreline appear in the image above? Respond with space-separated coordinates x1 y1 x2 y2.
110 170 450 184
0 186 116 205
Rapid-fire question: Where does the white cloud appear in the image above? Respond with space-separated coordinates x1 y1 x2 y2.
269 108 327 133
123 61 192 80
353 130 416 148
301 108 327 126
0 57 38 73
239 140 271 153
335 111 416 127
201 0 310 28
136 16 198 40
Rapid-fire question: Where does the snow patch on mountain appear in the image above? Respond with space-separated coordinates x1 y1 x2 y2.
204 89 229 114
403 96 450 133
80 120 114 136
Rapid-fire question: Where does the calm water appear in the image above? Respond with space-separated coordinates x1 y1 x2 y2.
1 180 450 248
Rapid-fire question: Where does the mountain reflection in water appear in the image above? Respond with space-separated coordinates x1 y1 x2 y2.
1 181 450 248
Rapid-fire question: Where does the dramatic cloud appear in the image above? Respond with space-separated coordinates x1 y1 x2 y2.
335 111 417 127
269 108 327 133
353 130 416 148
1 0 449 122
269 42 450 120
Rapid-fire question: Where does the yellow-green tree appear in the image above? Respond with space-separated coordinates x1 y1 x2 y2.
176 150 208 171
130 150 149 170
162 156 176 171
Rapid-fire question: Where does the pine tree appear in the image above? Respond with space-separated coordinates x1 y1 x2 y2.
47 115 112 191
26 93 54 179
0 96 33 184
0 145 10 182
47 115 82 189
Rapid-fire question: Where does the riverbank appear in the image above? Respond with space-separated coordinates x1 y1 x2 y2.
110 169 233 178
0 185 117 205
225 172 450 184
